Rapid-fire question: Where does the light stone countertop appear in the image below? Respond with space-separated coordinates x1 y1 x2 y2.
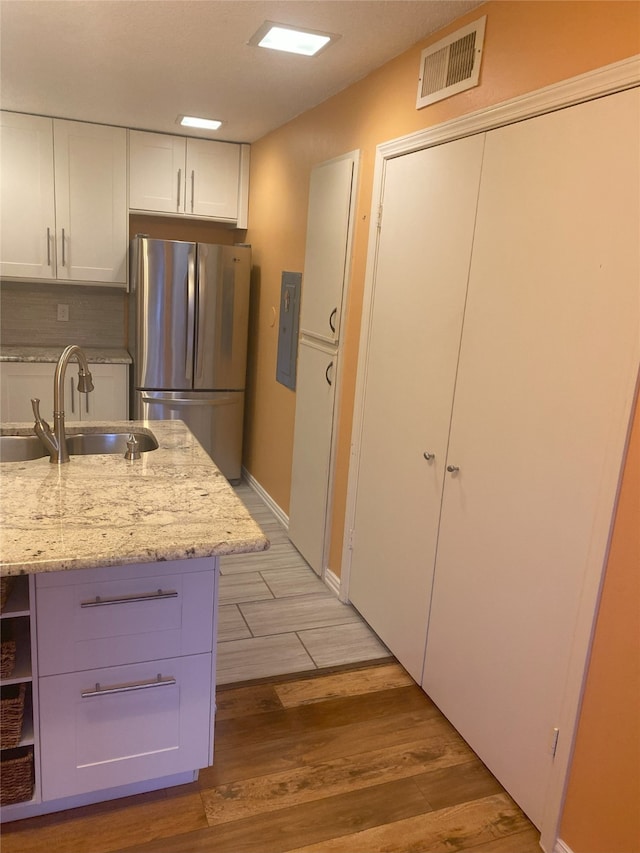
0 420 269 576
0 346 132 364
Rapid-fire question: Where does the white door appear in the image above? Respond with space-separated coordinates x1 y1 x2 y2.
348 134 486 680
422 88 640 827
0 112 56 279
53 120 127 284
186 139 240 220
129 130 186 214
288 340 338 574
299 155 355 343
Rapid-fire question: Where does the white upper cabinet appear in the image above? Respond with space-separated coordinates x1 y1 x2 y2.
0 113 56 279
53 121 128 285
299 156 356 343
0 112 127 286
129 130 249 226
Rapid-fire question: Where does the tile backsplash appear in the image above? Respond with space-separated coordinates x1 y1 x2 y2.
0 281 127 348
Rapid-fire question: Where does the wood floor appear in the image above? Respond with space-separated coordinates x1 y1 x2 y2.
1 662 541 853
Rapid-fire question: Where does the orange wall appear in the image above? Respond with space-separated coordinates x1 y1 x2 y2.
560 389 640 852
244 2 640 849
245 0 640 554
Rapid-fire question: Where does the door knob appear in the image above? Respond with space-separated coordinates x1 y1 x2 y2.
423 452 434 461
446 465 459 473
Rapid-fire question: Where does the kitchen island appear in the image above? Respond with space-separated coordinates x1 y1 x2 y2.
0 420 268 819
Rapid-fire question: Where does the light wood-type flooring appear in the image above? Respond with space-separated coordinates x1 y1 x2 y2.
217 483 392 685
1 662 541 853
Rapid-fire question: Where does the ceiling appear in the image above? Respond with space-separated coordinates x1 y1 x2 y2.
0 0 481 144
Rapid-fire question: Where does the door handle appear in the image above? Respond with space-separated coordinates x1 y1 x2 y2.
325 361 334 386
81 674 176 698
329 307 337 334
447 465 459 473
177 169 182 211
80 589 178 608
423 452 434 461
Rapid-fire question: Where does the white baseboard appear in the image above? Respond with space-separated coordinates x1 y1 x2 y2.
324 567 342 599
241 466 289 530
554 840 574 853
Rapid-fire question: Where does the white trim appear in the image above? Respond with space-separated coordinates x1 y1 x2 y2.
323 567 342 599
554 840 574 853
241 466 289 530
341 54 640 853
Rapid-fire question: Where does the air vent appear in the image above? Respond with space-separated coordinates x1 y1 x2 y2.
416 16 486 109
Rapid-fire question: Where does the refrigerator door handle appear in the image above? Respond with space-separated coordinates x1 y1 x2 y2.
140 394 237 408
195 253 206 382
185 248 196 381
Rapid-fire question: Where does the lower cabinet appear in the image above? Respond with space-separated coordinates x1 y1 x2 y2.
39 654 213 800
0 361 129 423
0 556 217 820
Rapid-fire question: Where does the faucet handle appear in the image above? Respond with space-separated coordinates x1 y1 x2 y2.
31 398 50 430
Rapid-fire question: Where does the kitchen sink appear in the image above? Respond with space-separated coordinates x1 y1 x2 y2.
0 431 158 463
65 431 159 456
0 435 49 462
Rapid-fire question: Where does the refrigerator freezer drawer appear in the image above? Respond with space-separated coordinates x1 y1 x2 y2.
136 390 244 482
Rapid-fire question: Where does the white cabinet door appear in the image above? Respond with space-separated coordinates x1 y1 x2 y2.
299 155 356 343
422 88 640 828
39 654 213 800
0 362 128 423
128 130 186 214
348 134 485 681
186 138 241 220
288 340 338 575
0 113 56 279
78 364 128 421
53 121 127 285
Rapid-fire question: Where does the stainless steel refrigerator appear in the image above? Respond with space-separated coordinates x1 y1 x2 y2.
129 236 251 482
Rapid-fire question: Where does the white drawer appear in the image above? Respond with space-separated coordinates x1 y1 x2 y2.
39 653 213 800
36 564 215 675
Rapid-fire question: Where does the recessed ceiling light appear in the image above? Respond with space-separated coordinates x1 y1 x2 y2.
249 21 338 57
177 115 222 131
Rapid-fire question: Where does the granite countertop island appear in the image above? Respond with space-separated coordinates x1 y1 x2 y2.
0 419 269 575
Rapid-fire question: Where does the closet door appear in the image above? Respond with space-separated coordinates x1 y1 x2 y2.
422 88 640 827
348 134 485 681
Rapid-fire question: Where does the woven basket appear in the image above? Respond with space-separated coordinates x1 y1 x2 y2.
0 683 26 749
0 577 14 612
0 747 34 806
0 638 16 680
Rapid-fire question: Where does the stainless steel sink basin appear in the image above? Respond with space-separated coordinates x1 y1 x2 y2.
0 435 49 462
65 431 159 456
0 431 158 463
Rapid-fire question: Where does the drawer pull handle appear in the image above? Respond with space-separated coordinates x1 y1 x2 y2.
80 589 178 608
81 673 176 698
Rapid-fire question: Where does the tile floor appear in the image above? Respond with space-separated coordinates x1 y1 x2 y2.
216 482 392 685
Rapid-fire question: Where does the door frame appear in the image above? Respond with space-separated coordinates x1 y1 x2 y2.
341 54 640 853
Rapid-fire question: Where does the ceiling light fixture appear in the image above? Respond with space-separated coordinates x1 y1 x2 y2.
177 115 222 131
249 21 338 57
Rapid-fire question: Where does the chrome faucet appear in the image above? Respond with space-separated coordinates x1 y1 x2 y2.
31 345 94 464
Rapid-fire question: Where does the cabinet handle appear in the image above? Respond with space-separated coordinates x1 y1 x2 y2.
325 361 334 386
447 465 460 473
61 228 66 267
329 307 337 334
191 170 195 213
423 452 434 461
80 588 178 608
81 673 176 698
177 168 182 211
70 377 75 414
46 227 52 266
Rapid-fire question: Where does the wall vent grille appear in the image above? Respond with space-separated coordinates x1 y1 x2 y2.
416 16 486 109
